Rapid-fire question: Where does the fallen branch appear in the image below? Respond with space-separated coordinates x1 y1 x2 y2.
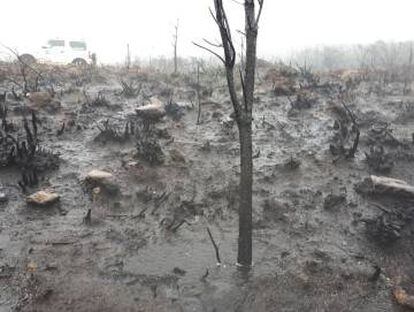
136 206 149 218
106 214 129 218
151 191 170 214
356 175 414 199
206 227 221 265
106 212 147 219
371 175 414 197
30 239 78 245
50 241 77 246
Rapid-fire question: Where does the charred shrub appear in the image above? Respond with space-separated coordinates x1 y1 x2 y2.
397 101 414 122
329 100 360 159
366 122 400 147
119 79 141 98
91 91 109 106
365 145 394 173
81 90 112 113
0 102 8 124
165 99 185 121
135 122 164 166
0 92 6 104
264 64 298 96
296 64 320 89
364 212 403 245
0 110 59 172
94 119 134 144
289 90 317 110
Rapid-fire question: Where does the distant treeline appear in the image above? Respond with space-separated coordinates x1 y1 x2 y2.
286 40 414 72
130 40 414 75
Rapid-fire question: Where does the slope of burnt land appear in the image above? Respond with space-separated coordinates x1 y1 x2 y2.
1 62 414 311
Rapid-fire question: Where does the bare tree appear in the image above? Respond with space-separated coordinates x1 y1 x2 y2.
126 43 131 70
173 19 179 74
2 45 44 93
195 0 264 268
196 61 202 124
404 42 413 95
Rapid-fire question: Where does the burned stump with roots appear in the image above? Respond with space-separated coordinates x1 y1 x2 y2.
135 121 165 166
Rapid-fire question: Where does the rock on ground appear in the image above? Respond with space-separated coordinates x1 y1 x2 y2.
136 97 166 121
169 148 186 163
86 169 114 181
85 169 119 194
27 190 60 206
0 192 8 203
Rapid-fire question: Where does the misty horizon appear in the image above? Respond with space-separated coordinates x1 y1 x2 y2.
1 0 413 63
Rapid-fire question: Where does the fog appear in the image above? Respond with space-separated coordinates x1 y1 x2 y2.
1 0 413 63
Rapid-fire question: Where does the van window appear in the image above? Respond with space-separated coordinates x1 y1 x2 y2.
69 41 87 50
48 40 65 47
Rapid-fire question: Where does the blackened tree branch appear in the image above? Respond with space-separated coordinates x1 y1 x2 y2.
192 42 225 64
206 227 221 265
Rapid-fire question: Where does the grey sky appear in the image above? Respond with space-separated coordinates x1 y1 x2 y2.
1 0 413 63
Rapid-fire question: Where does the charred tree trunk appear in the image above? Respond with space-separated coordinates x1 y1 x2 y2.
240 35 245 71
237 121 253 265
173 20 179 74
196 62 202 124
404 43 413 95
236 0 259 267
195 0 264 268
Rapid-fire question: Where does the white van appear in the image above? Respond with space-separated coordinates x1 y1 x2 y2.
20 39 93 65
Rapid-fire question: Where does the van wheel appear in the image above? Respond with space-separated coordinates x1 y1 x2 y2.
72 58 87 66
20 54 36 65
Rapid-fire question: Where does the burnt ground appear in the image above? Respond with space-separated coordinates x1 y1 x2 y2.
1 62 414 311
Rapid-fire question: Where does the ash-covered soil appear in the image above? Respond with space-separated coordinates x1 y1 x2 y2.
1 61 414 311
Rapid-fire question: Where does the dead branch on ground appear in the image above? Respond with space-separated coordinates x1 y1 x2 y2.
206 226 221 265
